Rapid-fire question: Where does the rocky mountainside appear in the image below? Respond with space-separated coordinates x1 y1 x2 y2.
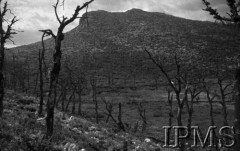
10 8 240 60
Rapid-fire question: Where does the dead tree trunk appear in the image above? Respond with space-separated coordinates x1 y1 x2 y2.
55 90 63 108
38 31 47 117
60 82 69 111
137 103 147 132
186 82 202 135
34 72 39 94
38 48 44 116
176 91 185 127
90 75 98 123
11 54 17 89
205 85 219 151
72 95 76 114
63 85 76 113
117 103 125 131
73 77 85 116
45 32 62 136
102 98 113 123
217 78 232 126
41 0 94 136
0 1 18 117
167 89 173 127
233 61 240 151
0 40 4 117
102 98 125 131
65 89 75 112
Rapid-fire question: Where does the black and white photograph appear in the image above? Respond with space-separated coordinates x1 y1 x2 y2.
0 0 240 150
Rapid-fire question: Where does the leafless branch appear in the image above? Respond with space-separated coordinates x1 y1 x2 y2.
1 12 19 43
202 0 240 24
61 0 66 10
144 48 177 92
53 0 62 24
8 38 15 45
39 29 56 39
223 82 233 91
63 0 94 27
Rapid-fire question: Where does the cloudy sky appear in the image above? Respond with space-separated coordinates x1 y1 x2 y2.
4 0 229 47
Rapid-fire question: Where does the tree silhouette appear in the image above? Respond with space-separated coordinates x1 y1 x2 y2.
202 1 240 150
0 0 19 117
202 0 240 24
40 0 94 137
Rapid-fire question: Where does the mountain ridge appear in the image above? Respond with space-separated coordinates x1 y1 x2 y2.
9 8 240 60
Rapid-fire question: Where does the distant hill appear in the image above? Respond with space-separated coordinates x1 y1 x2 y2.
9 8 240 62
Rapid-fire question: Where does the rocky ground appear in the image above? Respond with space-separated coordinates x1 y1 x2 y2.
0 90 174 151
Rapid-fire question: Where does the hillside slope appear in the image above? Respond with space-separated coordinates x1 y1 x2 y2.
10 9 240 59
0 90 165 151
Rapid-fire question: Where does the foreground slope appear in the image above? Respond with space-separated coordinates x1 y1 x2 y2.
0 90 165 150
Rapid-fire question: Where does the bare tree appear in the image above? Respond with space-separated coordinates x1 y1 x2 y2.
167 88 173 127
90 74 98 123
202 0 240 24
216 74 233 127
201 1 240 149
145 50 186 127
117 103 125 131
57 78 70 111
186 76 203 133
65 87 75 112
73 74 87 115
137 102 147 132
233 56 240 150
40 0 94 136
144 48 200 151
38 32 48 117
63 54 88 115
102 98 114 123
102 98 125 131
0 0 19 117
204 82 219 151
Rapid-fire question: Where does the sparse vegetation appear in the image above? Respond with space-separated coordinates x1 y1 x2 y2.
0 0 19 117
0 1 239 150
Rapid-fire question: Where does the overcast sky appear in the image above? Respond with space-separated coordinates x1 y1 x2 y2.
4 0 229 47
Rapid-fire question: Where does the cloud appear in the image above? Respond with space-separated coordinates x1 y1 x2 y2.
2 0 230 46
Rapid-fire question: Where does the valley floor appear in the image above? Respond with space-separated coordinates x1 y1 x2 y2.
0 88 234 150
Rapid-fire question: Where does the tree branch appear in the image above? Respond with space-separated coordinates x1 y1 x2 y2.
223 82 233 91
202 0 240 23
63 0 94 27
2 13 19 44
144 48 177 93
53 0 62 24
39 29 56 39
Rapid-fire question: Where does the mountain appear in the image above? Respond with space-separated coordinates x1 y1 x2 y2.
9 8 240 60
3 10 238 149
